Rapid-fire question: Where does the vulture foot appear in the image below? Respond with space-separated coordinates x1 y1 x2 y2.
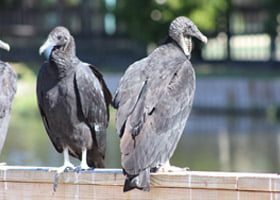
49 162 75 173
51 163 75 192
74 166 94 173
157 161 190 173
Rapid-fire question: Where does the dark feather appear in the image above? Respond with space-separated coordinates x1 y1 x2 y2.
0 61 17 153
88 64 112 118
113 16 206 191
114 41 195 191
37 27 111 168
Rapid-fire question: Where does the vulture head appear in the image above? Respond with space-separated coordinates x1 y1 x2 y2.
0 40 10 52
169 16 207 58
39 26 74 58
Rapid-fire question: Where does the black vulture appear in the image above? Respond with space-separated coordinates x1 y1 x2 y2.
113 16 207 192
37 26 112 173
0 40 17 155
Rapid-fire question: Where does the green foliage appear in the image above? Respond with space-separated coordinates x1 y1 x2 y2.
115 0 229 44
265 0 280 35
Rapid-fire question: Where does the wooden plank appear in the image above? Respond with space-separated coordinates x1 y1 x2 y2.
0 182 278 200
0 166 280 200
0 167 124 185
153 171 280 192
152 171 238 189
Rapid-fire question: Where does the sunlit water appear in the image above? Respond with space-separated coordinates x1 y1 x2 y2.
1 73 280 173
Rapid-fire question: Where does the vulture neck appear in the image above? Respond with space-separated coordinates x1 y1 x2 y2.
50 36 79 79
163 36 192 60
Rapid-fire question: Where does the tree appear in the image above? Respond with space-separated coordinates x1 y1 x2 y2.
266 0 280 36
115 0 229 45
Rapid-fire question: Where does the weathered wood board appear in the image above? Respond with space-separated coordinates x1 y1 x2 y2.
0 166 280 200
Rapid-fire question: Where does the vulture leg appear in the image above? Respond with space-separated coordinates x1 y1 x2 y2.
50 147 75 173
75 148 91 172
157 161 189 173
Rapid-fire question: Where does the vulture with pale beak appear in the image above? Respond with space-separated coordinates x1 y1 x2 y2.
113 16 207 192
37 26 112 173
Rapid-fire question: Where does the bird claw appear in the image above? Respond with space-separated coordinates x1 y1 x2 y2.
64 166 74 172
157 165 190 173
49 165 74 173
74 166 94 173
74 166 83 173
51 164 75 192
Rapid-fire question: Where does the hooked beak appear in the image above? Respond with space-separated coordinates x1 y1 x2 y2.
187 24 208 44
198 34 208 44
193 31 208 44
39 38 54 55
0 40 10 51
39 38 55 59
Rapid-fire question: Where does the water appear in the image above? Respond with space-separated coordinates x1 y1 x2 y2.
175 113 280 172
1 73 280 173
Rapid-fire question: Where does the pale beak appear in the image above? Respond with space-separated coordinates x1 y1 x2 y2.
200 35 208 44
188 24 208 44
39 38 54 55
193 31 208 44
39 38 55 59
0 40 10 51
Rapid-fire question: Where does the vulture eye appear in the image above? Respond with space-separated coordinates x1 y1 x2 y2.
57 35 63 40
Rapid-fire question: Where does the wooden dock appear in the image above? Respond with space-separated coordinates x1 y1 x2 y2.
0 166 280 200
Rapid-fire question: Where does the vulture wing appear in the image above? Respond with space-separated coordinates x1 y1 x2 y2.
36 62 62 152
74 63 110 157
121 57 195 174
113 58 149 137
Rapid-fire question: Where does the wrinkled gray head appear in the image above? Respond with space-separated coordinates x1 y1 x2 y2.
39 26 74 58
169 16 207 57
0 40 10 52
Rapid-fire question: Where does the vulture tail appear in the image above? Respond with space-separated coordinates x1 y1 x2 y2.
123 168 150 192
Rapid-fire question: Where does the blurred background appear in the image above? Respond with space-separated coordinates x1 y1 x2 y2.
0 0 280 172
